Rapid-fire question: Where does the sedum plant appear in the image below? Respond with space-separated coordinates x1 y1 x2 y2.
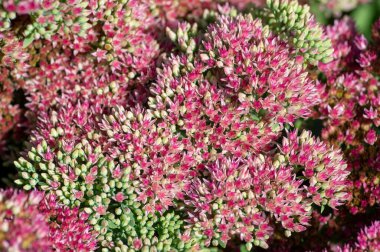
255 0 334 65
13 12 351 251
0 0 375 251
0 189 97 251
317 17 380 214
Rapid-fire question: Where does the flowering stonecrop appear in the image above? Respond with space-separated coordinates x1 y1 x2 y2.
0 31 28 149
317 17 380 213
14 101 202 251
279 130 351 208
150 14 348 246
39 194 98 251
1 0 375 251
327 220 380 252
2 0 40 15
11 6 354 250
150 14 321 158
100 106 198 214
182 130 349 248
0 189 51 251
14 104 351 251
254 0 333 65
183 157 273 249
0 189 97 251
182 156 300 250
0 0 160 118
354 220 380 251
16 0 262 116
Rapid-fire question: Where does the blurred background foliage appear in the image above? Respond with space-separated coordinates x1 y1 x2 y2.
310 0 380 38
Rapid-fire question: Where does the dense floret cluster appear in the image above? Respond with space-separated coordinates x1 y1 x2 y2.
0 0 379 251
325 220 380 252
0 189 97 251
317 17 380 214
255 0 333 65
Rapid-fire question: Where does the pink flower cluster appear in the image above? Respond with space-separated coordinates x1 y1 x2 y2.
0 32 28 150
181 129 349 248
39 194 98 251
145 15 349 247
0 189 96 251
331 221 380 252
317 17 380 213
21 0 159 114
11 10 352 250
1 0 266 121
150 15 321 157
2 0 40 14
0 189 51 251
0 0 378 251
354 221 380 251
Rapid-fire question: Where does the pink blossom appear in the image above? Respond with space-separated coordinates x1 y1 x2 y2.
39 194 98 251
317 17 380 213
2 0 40 14
365 129 377 145
0 189 51 251
331 221 380 252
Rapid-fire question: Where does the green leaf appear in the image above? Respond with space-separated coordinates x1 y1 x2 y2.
250 111 260 121
108 220 119 229
351 3 376 39
127 211 135 226
309 1 328 25
240 244 249 252
218 239 226 249
23 36 34 48
295 119 304 129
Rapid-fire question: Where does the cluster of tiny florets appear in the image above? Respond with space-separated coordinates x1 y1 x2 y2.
0 189 51 251
255 0 334 65
0 0 377 251
14 11 352 250
0 189 96 251
150 14 321 158
0 32 28 146
1 0 161 120
14 101 202 250
327 220 380 252
317 17 380 214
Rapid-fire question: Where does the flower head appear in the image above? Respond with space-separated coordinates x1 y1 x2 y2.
278 130 351 208
330 220 380 252
184 157 272 249
15 101 200 250
255 0 333 65
150 14 321 158
317 17 380 213
0 189 51 251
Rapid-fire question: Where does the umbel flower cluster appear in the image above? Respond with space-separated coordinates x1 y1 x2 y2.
0 0 379 251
